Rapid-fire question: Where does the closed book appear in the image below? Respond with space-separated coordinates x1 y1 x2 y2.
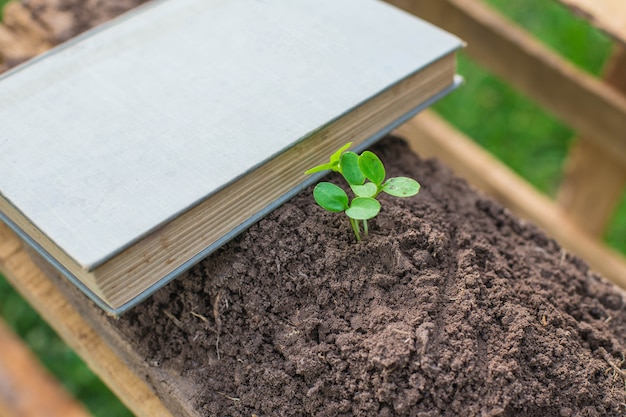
0 0 463 313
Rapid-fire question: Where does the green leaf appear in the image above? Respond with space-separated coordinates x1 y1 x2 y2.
358 151 385 185
304 162 335 175
313 182 349 212
340 151 365 185
345 197 381 220
305 142 352 175
329 142 353 165
382 177 421 197
350 182 378 198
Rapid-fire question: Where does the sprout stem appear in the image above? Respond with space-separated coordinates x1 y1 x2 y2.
350 218 362 241
363 219 369 236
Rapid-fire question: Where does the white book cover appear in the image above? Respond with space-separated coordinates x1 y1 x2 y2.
0 0 462 312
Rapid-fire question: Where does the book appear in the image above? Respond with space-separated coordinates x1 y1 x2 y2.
0 0 463 314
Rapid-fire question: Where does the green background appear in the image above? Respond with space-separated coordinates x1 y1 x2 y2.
0 0 622 415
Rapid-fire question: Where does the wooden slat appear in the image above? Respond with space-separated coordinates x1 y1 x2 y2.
557 138 626 236
0 318 92 417
0 223 175 417
394 110 626 290
558 0 626 44
558 45 626 236
385 0 626 167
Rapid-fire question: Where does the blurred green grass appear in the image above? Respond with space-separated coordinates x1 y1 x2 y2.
0 1 624 416
434 0 613 197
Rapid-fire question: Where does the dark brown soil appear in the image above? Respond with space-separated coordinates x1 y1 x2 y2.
115 138 626 416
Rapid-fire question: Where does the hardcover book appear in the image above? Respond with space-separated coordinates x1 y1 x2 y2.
0 0 463 313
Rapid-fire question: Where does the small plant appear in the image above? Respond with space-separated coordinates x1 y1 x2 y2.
305 142 420 241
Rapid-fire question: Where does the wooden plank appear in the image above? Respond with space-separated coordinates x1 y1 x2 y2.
385 0 626 167
0 223 175 417
558 46 626 236
558 0 626 44
0 318 92 417
558 138 626 236
394 110 626 291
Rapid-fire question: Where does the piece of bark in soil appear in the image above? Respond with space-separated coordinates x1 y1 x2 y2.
43 137 626 417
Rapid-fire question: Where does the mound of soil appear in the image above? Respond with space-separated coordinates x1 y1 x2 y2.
115 138 626 416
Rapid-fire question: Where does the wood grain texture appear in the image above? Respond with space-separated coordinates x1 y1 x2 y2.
0 222 175 417
386 0 626 167
0 318 92 417
394 110 626 291
558 0 626 44
558 45 626 236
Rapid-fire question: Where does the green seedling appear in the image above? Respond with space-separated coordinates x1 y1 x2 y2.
305 142 421 241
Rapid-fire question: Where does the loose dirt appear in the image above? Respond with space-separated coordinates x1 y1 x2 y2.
117 138 626 416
